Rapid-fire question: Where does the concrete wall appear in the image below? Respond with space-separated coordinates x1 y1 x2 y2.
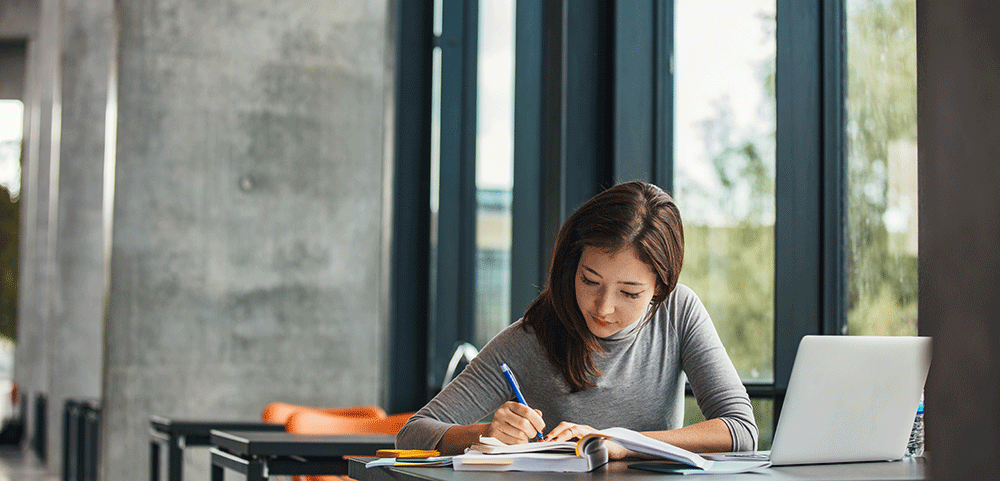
0 0 38 39
5 0 393 479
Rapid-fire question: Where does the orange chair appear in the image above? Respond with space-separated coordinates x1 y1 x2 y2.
284 410 416 481
285 409 414 436
261 402 387 425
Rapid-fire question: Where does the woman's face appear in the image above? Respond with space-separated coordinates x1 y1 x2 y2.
574 245 659 338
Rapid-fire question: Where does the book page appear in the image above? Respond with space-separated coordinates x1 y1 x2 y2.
580 427 711 470
470 437 577 454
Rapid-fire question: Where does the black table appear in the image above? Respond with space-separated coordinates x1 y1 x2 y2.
148 416 285 481
209 430 396 481
349 455 927 481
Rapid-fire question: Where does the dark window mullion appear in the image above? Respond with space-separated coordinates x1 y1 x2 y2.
387 0 434 414
774 0 844 418
654 0 674 191
612 0 674 195
775 0 824 394
613 1 656 184
431 0 478 394
822 0 847 337
560 0 613 217
512 0 548 318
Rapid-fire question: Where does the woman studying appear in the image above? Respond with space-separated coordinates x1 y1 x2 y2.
396 181 757 459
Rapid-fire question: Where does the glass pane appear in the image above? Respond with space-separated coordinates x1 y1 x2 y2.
473 0 515 348
845 0 917 336
428 0 443 351
685 396 775 449
0 100 22 346
0 100 23 201
428 44 442 340
673 1 776 383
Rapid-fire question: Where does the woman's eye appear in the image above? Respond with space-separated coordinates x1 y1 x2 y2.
580 275 599 286
622 291 641 299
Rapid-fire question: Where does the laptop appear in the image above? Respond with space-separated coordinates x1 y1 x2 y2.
705 335 931 466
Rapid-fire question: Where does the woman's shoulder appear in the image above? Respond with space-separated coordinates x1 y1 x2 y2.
473 318 548 368
480 318 539 350
666 283 704 310
656 283 710 326
672 282 697 298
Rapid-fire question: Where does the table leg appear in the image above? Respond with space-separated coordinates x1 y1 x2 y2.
167 434 183 481
246 458 266 481
211 463 224 481
149 440 160 481
63 407 73 481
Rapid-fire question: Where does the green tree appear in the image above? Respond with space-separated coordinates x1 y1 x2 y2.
678 10 777 383
0 185 17 342
845 0 918 336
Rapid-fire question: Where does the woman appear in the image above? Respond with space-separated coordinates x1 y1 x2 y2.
396 181 757 458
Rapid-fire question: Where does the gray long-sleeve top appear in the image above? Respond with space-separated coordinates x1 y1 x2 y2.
396 284 758 452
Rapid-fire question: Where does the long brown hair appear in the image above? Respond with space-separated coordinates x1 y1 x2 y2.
520 181 684 392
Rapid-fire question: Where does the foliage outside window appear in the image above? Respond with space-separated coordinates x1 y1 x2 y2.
845 0 918 337
0 100 22 342
674 0 776 385
674 0 776 448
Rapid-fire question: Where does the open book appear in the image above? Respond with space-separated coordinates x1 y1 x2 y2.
452 433 609 472
453 427 769 473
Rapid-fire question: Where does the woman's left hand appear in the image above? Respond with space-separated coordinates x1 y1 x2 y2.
542 422 630 460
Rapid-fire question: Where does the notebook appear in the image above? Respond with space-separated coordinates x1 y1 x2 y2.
704 335 931 466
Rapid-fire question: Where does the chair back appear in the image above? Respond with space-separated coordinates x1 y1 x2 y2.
267 404 399 481
285 410 414 436
261 402 386 425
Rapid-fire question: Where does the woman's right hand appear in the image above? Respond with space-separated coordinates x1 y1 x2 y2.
483 401 546 444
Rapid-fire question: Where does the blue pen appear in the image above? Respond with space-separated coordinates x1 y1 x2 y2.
500 362 544 441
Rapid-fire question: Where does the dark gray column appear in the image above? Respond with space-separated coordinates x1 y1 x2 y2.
917 1 1000 479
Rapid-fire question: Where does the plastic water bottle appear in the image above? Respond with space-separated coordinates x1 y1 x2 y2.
905 397 924 457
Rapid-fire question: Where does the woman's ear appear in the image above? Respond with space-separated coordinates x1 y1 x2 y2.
652 284 666 302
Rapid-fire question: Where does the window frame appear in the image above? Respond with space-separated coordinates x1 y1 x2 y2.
389 0 852 429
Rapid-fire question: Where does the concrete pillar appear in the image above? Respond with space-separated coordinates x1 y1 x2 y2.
101 1 391 479
15 0 59 461
1 0 39 453
45 0 114 473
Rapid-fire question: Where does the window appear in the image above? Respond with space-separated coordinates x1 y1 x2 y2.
0 100 22 344
425 0 516 394
674 0 776 384
845 0 917 336
673 0 776 448
392 0 920 423
474 0 515 349
0 100 22 201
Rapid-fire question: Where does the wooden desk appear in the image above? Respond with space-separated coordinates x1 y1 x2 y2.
348 455 927 481
148 417 285 481
209 430 396 481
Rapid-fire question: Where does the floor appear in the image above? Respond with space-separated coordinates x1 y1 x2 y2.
0 443 297 481
0 445 58 481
